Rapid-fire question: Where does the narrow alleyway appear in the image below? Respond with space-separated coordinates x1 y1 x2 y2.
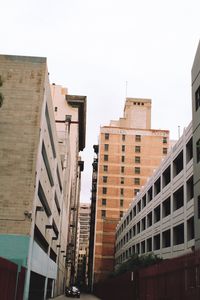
51 293 101 300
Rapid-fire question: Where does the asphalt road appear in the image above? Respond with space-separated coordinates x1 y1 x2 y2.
52 293 101 300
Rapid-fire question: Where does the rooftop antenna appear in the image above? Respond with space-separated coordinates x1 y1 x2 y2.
178 126 180 139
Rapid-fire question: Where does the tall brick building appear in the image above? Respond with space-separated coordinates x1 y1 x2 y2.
93 98 170 283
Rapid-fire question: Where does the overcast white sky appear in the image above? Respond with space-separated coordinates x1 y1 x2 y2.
1 0 199 201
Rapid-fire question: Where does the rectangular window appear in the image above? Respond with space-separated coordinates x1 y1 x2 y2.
104 155 108 161
135 146 141 153
154 205 161 223
103 165 108 172
163 137 167 144
121 177 124 184
134 178 140 185
154 234 160 250
162 197 171 217
120 211 123 218
42 142 54 187
173 150 183 177
121 166 125 173
195 85 200 111
102 187 107 194
120 188 124 196
121 156 125 162
102 199 106 206
122 134 126 141
162 166 171 188
173 186 184 211
122 145 125 152
135 135 141 142
134 189 140 196
162 229 171 248
196 139 200 163
101 210 106 218
104 144 109 151
120 199 124 207
135 167 140 174
186 176 194 201
135 156 141 163
103 176 107 183
186 138 193 163
163 148 167 155
173 223 184 245
105 133 109 140
38 182 51 217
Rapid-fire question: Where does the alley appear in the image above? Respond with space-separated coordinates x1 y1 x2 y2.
51 294 101 300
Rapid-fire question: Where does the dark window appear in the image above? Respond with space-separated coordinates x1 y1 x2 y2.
122 134 126 141
122 145 125 152
38 182 51 217
105 133 109 140
135 156 141 163
154 234 160 250
101 210 106 218
195 85 200 111
142 217 146 231
196 139 200 163
154 205 161 223
120 211 123 218
102 199 106 206
103 165 108 172
121 166 125 173
56 166 62 192
133 206 136 217
142 195 146 208
163 137 167 144
120 199 124 207
102 187 107 194
154 177 161 196
135 167 140 174
42 142 54 186
135 135 141 142
147 187 153 202
162 229 171 248
121 177 124 184
187 217 194 241
135 146 141 153
104 144 109 151
104 155 108 161
137 222 140 234
163 148 168 155
103 176 107 183
147 238 152 252
162 197 171 217
120 188 124 196
137 200 141 213
173 186 184 211
147 212 152 227
134 178 140 185
173 151 183 177
141 241 145 253
186 176 194 201
162 166 171 188
173 223 184 245
186 138 193 163
54 106 58 112
134 189 140 196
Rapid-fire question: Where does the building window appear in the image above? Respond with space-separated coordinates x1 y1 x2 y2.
162 197 171 218
122 134 126 141
195 85 200 111
154 234 160 250
121 166 125 173
196 139 200 163
102 187 107 194
121 156 125 163
103 165 108 172
135 135 141 142
163 137 167 144
173 150 183 177
163 148 168 155
101 210 106 218
120 211 123 218
173 223 184 245
122 145 125 152
162 229 171 248
102 199 106 206
135 167 140 174
120 188 124 196
105 133 109 140
54 106 58 112
104 155 108 161
173 186 184 211
135 156 141 163
135 146 141 153
120 199 124 207
103 176 107 183
134 189 140 196
186 138 193 163
121 177 124 184
104 144 109 151
134 178 140 185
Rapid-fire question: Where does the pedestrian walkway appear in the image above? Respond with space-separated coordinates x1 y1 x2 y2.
50 293 101 300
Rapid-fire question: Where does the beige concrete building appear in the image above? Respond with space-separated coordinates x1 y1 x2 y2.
51 84 86 286
93 98 170 283
0 55 86 299
76 203 91 287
